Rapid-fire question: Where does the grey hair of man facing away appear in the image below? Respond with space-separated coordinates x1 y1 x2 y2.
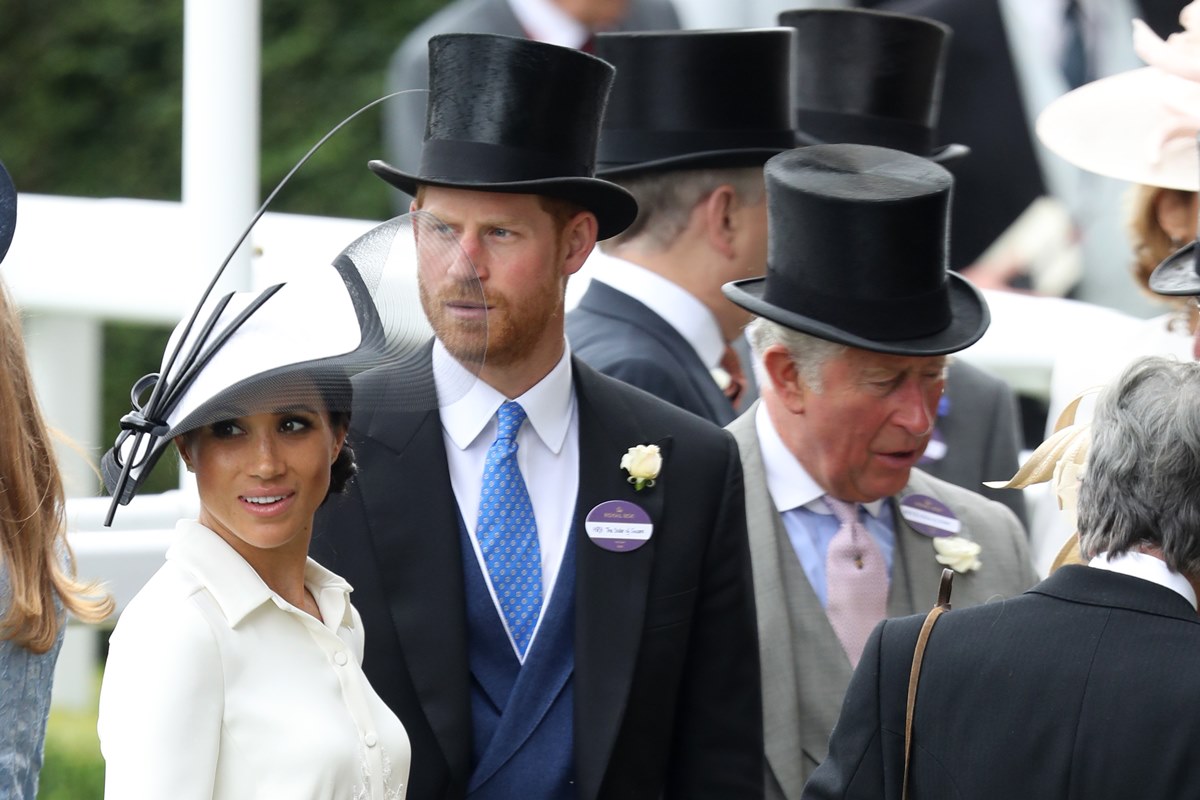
600 166 765 255
1078 356 1200 578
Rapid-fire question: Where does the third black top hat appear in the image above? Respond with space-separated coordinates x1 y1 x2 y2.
369 33 637 240
723 144 988 356
778 9 968 163
594 29 796 178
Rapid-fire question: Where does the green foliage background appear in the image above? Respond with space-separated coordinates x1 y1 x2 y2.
2 3 448 795
1 0 448 497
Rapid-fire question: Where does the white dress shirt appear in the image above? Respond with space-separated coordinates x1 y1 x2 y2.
755 403 896 605
1089 550 1198 610
592 252 726 371
98 520 410 800
434 341 580 660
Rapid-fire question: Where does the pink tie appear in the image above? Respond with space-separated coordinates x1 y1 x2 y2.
823 496 888 668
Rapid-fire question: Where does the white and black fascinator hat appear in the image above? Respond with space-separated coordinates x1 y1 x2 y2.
101 98 486 524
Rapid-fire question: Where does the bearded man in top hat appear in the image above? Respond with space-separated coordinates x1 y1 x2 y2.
777 7 1030 528
722 143 1038 798
311 32 763 800
565 28 795 425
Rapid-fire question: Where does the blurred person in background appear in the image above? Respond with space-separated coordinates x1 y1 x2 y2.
0 160 112 799
1025 4 1200 572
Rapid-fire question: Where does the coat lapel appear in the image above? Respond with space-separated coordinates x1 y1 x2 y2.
356 376 472 785
571 361 664 800
728 407 811 797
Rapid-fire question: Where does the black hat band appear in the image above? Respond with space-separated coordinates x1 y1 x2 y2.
762 265 952 341
598 127 796 167
794 109 935 157
420 139 593 183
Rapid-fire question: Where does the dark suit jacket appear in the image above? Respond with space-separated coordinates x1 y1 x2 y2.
566 281 736 426
920 359 1027 528
383 0 682 185
803 565 1200 799
859 0 1189 269
311 357 762 800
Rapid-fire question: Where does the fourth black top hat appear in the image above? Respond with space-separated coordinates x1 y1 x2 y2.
369 33 637 240
594 28 796 178
778 9 968 163
723 144 988 356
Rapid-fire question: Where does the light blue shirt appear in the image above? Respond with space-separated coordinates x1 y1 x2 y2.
0 567 63 800
755 404 896 607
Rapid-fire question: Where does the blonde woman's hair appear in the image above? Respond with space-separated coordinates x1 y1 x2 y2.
0 279 112 653
1126 183 1198 333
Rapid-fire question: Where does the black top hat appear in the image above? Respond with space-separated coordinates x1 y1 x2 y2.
369 33 637 240
778 9 968 163
594 28 796 178
724 144 988 356
0 160 15 265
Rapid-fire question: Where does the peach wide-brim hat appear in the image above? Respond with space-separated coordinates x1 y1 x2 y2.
1036 15 1200 191
1037 66 1200 191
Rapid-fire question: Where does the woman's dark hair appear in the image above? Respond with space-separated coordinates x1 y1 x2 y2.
324 409 356 502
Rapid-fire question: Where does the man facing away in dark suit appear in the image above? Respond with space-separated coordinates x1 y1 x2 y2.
723 144 1038 799
311 32 762 800
805 354 1200 800
384 0 680 182
566 28 795 426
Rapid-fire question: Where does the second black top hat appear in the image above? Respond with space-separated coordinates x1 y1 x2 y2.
779 9 967 162
369 33 637 240
723 144 988 356
594 28 796 178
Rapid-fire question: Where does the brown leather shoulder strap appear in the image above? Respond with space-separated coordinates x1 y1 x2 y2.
902 568 954 800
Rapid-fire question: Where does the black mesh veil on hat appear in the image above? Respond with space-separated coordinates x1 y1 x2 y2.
100 94 487 525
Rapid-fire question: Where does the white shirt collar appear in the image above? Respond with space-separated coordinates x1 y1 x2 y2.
591 251 726 369
1088 550 1198 610
435 339 574 455
166 519 356 630
506 0 592 48
754 402 887 519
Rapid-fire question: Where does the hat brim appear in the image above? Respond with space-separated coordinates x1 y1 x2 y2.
1036 67 1200 191
1148 241 1200 295
793 129 968 164
369 159 638 241
722 271 989 356
596 147 790 179
0 161 15 265
928 142 970 164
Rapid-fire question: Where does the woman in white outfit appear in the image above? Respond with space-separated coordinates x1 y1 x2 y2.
97 213 485 799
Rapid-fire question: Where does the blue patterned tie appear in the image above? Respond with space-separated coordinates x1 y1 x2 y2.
476 401 543 657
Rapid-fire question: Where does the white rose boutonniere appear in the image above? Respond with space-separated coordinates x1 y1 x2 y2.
932 536 982 574
621 444 662 491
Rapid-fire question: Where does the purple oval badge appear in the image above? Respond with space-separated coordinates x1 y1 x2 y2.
585 500 653 552
899 494 960 538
